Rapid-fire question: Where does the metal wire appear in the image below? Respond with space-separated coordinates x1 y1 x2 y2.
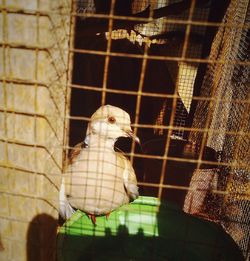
0 0 249 259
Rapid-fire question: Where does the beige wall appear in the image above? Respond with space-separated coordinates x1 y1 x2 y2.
0 1 71 260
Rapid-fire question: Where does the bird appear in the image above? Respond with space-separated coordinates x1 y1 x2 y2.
59 105 139 224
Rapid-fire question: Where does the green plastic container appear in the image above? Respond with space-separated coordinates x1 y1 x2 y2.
57 196 243 261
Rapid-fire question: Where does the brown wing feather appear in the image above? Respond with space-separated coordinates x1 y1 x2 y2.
67 142 84 166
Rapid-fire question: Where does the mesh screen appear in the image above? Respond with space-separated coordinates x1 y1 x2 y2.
0 0 249 260
68 0 250 258
64 0 250 258
188 0 250 257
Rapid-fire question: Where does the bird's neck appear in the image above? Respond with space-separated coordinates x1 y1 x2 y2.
85 134 116 149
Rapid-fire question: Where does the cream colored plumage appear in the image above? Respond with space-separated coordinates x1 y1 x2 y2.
59 105 139 221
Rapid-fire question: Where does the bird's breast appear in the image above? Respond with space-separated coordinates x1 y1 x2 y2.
65 148 129 215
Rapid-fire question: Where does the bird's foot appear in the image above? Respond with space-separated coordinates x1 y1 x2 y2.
88 214 96 225
105 213 110 220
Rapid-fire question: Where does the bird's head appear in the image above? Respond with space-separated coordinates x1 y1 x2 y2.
85 105 140 145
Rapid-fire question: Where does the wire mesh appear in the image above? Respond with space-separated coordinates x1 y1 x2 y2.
0 0 71 260
62 0 250 259
188 0 250 257
0 0 249 260
66 0 249 259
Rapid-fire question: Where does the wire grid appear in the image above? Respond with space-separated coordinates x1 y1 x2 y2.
0 0 71 260
62 0 250 259
0 0 248 260
188 0 250 258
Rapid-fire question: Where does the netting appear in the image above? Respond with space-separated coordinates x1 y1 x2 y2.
188 0 250 257
67 0 249 258
0 0 249 260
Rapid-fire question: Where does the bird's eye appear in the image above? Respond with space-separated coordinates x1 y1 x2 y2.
108 116 116 124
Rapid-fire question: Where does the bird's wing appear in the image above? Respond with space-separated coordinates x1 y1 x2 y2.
118 153 139 201
67 142 85 166
60 142 84 219
59 176 75 220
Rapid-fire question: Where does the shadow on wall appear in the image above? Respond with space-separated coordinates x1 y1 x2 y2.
27 214 57 261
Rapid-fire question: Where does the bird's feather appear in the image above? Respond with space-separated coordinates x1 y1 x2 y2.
59 176 75 220
68 142 85 165
119 152 139 200
59 105 139 220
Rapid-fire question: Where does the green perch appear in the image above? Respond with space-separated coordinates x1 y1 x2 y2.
57 196 244 261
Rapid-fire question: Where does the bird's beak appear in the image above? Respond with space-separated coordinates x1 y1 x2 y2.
124 129 140 144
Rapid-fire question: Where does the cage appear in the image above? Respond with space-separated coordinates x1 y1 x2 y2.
0 0 249 260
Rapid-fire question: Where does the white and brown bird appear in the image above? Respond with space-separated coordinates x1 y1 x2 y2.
59 105 139 224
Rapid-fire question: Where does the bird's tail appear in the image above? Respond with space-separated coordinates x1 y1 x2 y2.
59 176 75 220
